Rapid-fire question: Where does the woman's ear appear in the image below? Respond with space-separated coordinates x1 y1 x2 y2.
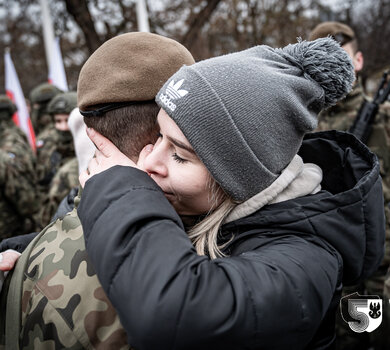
353 51 364 73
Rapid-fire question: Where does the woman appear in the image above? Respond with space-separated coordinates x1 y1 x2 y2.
78 38 385 349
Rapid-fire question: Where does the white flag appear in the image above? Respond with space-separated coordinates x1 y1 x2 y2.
48 37 68 91
4 50 36 151
136 0 150 32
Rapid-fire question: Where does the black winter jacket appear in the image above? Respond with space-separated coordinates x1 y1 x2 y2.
78 131 385 350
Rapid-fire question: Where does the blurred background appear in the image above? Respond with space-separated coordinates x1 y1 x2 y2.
0 0 389 95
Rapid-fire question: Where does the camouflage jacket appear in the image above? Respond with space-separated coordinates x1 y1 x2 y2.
36 127 75 187
38 157 79 228
0 198 131 349
0 120 38 239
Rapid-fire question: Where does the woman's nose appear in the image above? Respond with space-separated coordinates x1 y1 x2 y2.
143 145 168 177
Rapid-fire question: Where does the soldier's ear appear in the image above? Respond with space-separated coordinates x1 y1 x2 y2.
353 51 364 73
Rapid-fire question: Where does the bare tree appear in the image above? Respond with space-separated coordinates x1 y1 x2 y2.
64 0 103 54
354 0 390 77
1 0 389 95
181 0 222 51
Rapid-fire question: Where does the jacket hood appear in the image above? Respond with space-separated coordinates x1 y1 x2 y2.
223 130 385 286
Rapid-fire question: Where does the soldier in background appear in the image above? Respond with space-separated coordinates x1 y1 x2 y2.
0 32 195 349
38 108 93 226
310 21 390 350
0 95 37 239
36 91 77 228
29 82 62 136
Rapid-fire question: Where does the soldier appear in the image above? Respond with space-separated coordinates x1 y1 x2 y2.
36 91 77 228
0 95 38 239
309 21 390 350
29 82 62 136
39 108 94 226
0 32 194 349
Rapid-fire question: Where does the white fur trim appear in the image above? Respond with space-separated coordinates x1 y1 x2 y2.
224 155 322 223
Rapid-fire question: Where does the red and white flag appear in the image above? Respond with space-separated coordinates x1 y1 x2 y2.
48 37 68 91
4 50 36 151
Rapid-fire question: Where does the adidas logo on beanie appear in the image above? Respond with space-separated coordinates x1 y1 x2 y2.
156 37 354 201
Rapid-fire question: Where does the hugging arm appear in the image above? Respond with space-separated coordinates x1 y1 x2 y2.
79 166 340 350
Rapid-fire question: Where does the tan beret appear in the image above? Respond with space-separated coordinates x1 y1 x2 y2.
309 21 355 44
78 32 195 111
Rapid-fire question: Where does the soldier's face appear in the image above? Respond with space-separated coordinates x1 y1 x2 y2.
54 114 70 131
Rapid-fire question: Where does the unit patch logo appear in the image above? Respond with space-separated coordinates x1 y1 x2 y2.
340 292 382 333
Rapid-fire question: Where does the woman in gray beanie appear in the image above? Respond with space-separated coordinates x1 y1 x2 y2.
78 38 385 350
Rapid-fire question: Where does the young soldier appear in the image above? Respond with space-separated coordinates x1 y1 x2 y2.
0 32 194 349
40 108 95 226
310 21 390 350
37 92 78 227
0 95 38 239
29 82 62 137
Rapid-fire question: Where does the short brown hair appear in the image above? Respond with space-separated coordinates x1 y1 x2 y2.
84 101 159 161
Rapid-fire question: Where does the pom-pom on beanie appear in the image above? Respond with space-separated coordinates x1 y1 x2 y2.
156 37 354 201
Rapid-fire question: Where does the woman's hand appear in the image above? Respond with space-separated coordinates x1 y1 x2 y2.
0 249 21 271
79 128 138 187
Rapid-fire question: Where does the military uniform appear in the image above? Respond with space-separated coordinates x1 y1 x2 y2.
35 92 77 228
0 97 38 239
36 127 75 188
0 32 196 350
0 198 131 349
29 83 62 136
316 82 390 350
39 157 79 226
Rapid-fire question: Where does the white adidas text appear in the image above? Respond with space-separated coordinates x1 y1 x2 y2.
160 93 177 112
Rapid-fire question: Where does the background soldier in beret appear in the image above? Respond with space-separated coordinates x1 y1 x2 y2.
0 95 38 239
310 21 390 350
0 32 194 349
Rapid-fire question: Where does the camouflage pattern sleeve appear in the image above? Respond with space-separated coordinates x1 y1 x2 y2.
21 209 131 349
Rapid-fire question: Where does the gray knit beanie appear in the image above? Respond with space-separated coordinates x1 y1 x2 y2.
156 37 354 201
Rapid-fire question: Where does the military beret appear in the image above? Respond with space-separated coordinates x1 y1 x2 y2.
309 21 355 46
77 32 195 114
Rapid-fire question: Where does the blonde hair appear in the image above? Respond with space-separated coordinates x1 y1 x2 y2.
188 176 238 259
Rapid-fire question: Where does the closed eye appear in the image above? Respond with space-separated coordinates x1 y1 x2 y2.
172 153 187 163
